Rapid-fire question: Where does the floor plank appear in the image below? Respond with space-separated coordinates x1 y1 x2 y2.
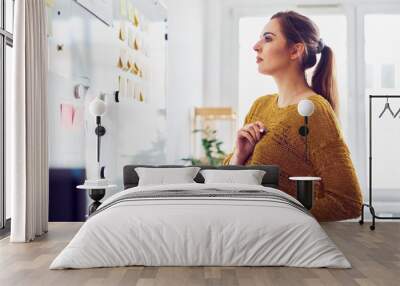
0 222 399 286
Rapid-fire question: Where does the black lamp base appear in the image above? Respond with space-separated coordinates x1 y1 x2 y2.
296 180 314 210
88 188 105 215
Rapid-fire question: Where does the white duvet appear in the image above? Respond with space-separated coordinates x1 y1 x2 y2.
49 183 351 269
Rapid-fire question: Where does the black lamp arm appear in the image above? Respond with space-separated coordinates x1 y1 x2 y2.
298 116 310 162
94 116 106 164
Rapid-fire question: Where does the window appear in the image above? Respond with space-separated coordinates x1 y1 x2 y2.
0 0 14 234
364 13 400 216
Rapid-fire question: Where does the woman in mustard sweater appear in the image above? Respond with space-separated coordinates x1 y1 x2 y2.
223 11 363 222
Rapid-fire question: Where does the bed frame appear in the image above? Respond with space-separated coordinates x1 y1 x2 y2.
123 164 280 189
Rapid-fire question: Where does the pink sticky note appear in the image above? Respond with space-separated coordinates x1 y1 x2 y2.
60 104 75 128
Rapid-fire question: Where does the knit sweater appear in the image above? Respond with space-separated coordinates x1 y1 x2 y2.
222 93 363 221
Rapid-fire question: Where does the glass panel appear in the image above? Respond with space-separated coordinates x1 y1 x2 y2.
5 0 14 33
5 44 12 219
365 14 400 217
238 14 348 138
365 15 400 92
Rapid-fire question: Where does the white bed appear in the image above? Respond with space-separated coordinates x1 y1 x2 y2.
49 182 351 269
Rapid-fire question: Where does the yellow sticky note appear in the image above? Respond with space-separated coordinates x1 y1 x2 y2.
133 62 140 75
127 57 133 70
117 57 124 69
45 0 54 7
118 49 128 70
119 22 126 41
133 38 139 50
120 0 127 17
133 9 140 27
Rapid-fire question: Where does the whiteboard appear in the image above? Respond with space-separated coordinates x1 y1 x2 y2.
76 0 113 26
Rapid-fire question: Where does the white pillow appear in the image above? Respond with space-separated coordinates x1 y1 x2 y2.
200 169 266 185
135 167 201 186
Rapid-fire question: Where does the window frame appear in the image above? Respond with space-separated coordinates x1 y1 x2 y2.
0 0 13 233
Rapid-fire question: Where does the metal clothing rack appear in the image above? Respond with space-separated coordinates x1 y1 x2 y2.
359 95 400 230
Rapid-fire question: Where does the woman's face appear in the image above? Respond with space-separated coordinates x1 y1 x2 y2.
253 18 293 75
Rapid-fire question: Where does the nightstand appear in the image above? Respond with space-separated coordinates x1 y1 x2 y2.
77 184 117 215
289 176 321 210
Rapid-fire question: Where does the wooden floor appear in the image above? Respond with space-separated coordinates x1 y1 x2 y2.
0 222 399 286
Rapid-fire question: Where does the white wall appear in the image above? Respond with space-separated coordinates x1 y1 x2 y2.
164 0 205 164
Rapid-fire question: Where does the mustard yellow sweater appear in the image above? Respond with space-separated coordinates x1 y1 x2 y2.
223 94 363 221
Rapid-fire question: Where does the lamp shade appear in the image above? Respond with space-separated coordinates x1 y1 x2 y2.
297 99 315 117
89 97 107 116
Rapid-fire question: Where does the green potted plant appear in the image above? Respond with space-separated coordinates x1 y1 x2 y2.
181 126 227 166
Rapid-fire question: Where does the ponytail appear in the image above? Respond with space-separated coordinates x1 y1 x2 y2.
311 46 339 117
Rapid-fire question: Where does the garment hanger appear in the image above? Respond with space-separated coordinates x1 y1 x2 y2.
378 97 395 118
394 106 400 118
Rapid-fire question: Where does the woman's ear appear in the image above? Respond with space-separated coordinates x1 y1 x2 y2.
289 42 305 61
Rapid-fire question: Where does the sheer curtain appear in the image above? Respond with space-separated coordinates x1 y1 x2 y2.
8 0 48 242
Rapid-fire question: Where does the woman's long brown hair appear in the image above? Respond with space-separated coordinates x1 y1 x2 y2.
271 11 339 117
